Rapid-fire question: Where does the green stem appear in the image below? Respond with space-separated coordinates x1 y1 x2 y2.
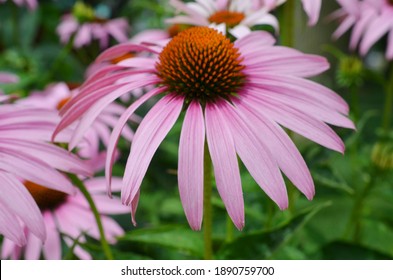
226 215 234 243
382 64 393 133
68 174 114 260
280 0 295 48
49 38 74 80
344 173 375 242
203 143 213 260
350 84 360 122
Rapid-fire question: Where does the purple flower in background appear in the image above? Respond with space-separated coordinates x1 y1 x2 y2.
57 2 129 49
1 176 128 260
54 27 353 230
333 0 393 60
0 0 37 10
17 82 135 169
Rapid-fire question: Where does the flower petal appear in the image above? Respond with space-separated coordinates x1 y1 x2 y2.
220 102 288 210
122 94 184 209
0 172 45 242
178 101 205 230
205 102 244 229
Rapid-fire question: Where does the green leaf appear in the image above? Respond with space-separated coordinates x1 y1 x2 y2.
318 241 391 260
118 225 204 258
216 202 331 259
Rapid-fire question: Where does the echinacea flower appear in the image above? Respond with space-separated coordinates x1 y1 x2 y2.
167 0 280 37
333 0 393 60
54 27 354 230
57 2 129 49
17 82 135 164
1 176 128 260
0 0 37 10
0 104 91 246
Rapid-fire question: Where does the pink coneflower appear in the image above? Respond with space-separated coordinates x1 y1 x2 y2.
0 104 91 246
0 0 37 10
17 82 135 165
333 0 393 60
1 176 128 260
57 2 129 49
54 27 354 230
167 0 279 37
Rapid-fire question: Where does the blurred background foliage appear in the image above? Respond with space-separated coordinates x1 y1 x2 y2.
1 0 393 260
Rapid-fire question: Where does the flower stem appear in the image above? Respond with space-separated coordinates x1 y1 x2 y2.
226 215 234 242
49 38 74 80
382 63 393 133
203 143 213 260
281 0 295 48
344 172 375 242
350 84 360 122
68 173 114 260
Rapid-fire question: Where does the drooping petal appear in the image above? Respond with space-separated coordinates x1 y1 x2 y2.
205 102 244 230
220 102 288 210
360 15 392 56
0 204 25 247
0 172 45 242
24 231 42 260
234 99 315 199
301 0 322 26
105 87 165 195
122 94 184 208
42 212 62 260
178 101 205 230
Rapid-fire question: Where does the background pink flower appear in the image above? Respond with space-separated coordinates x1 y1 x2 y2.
1 176 128 260
0 0 37 10
17 82 135 167
0 104 91 246
167 0 279 38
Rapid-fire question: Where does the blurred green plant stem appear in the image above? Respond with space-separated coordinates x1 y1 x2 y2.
68 174 114 260
203 144 213 260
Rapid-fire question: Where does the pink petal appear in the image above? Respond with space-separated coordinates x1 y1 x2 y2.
235 31 276 51
178 101 205 230
42 212 61 260
96 43 159 63
248 74 349 114
122 94 184 208
243 47 329 77
0 149 75 194
0 204 25 247
105 87 165 195
234 99 315 199
68 78 160 150
220 102 288 209
243 93 345 153
301 0 322 26
0 172 45 242
205 102 244 230
245 87 354 129
24 231 42 260
360 15 392 56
